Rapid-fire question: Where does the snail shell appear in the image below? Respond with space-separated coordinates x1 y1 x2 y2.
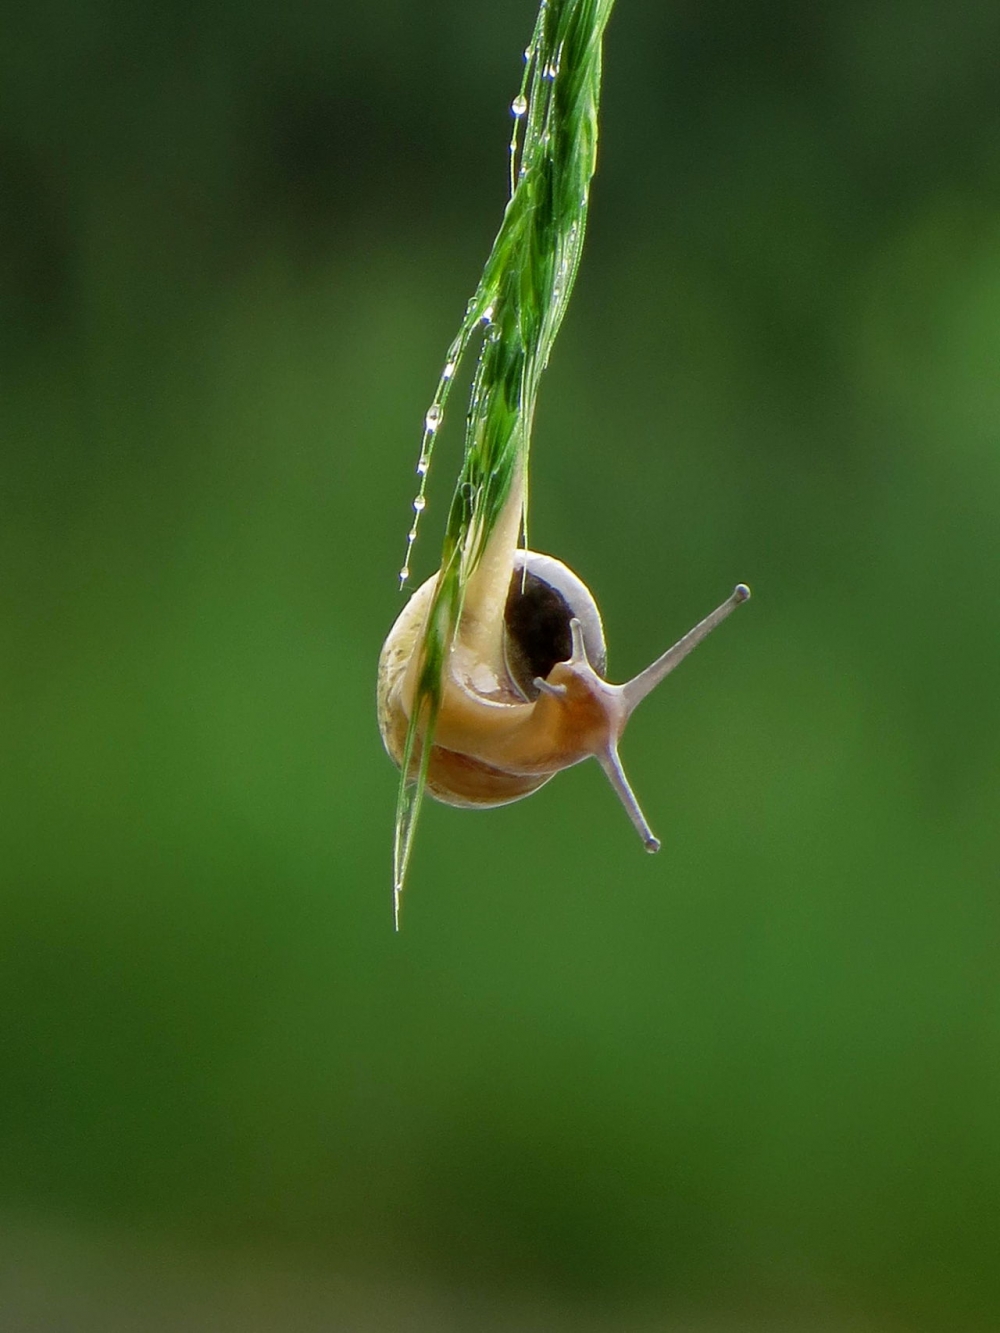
378 549 609 810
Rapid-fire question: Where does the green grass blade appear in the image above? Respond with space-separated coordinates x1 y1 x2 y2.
392 0 617 923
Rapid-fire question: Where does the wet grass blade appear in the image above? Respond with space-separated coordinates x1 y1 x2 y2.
392 0 617 922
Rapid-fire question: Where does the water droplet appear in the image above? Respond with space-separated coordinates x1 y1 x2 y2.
481 305 494 324
425 403 443 431
523 46 532 62
443 360 456 380
543 62 558 80
413 495 426 512
511 94 527 117
399 566 410 583
416 458 429 476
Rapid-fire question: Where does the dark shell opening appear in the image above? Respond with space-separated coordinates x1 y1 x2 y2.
502 552 607 700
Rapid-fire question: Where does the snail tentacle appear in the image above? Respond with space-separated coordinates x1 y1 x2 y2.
596 746 661 854
621 583 751 715
533 677 568 699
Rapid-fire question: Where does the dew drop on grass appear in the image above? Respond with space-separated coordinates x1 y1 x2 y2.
511 94 527 117
413 495 427 512
425 403 443 431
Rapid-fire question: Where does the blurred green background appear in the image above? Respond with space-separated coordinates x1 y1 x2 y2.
3 0 1000 1328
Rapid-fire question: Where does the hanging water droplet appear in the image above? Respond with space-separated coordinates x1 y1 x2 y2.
413 495 427 512
442 360 456 380
481 305 494 324
399 566 410 584
543 62 558 80
425 403 443 431
511 94 527 117
416 458 429 476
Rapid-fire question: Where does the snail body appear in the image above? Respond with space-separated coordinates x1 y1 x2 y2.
378 475 749 850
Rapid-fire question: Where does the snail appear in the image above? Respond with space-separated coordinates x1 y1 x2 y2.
378 469 750 853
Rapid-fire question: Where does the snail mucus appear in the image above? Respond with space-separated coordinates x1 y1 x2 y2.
378 471 750 853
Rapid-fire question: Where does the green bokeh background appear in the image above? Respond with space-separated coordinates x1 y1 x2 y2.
4 0 1000 1327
